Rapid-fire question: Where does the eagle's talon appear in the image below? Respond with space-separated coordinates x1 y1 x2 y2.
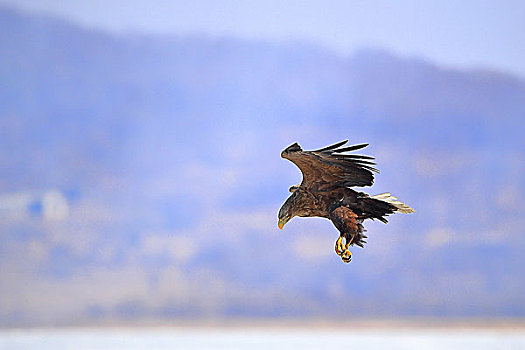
335 237 345 255
340 248 352 263
341 255 352 263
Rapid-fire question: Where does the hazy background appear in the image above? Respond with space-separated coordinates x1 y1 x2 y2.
0 1 524 327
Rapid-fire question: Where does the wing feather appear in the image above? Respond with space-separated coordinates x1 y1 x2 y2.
311 140 349 152
330 143 369 153
281 140 378 190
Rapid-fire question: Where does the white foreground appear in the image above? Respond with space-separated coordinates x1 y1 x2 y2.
1 327 524 350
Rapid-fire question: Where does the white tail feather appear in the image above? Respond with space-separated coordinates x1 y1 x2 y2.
370 192 415 213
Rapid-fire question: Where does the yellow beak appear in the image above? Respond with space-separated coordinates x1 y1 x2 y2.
278 219 284 230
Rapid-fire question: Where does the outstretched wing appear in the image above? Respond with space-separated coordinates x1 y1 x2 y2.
281 140 378 191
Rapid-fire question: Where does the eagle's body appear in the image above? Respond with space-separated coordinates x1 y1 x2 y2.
277 140 414 263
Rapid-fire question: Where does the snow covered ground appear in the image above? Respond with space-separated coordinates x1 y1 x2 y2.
1 327 524 350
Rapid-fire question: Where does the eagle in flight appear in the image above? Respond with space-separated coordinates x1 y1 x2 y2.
277 140 414 263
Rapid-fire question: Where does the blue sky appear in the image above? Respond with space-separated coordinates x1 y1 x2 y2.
3 0 525 76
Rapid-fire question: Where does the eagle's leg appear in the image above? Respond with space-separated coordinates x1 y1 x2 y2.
329 207 359 263
334 236 345 256
340 238 352 263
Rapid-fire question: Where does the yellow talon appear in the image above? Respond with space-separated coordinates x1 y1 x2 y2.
341 248 352 263
335 237 345 255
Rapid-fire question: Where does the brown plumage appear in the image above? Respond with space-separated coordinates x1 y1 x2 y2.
277 140 414 263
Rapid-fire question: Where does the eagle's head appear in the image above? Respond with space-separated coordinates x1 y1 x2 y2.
277 191 298 229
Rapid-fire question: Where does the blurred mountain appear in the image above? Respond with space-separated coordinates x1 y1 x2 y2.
0 6 524 326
